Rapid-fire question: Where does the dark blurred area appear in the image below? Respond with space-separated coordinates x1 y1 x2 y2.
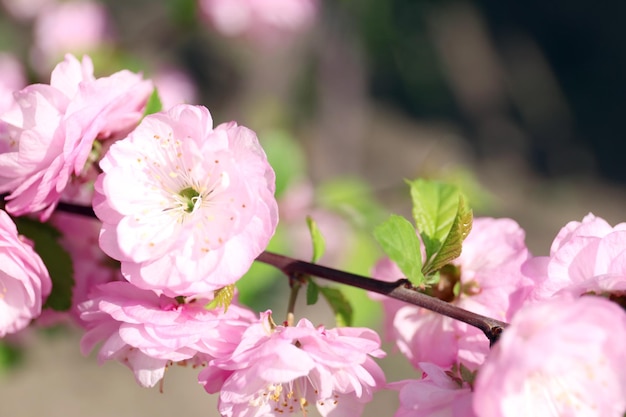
340 0 626 182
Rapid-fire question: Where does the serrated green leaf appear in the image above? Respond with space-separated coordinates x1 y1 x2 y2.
422 195 473 275
408 179 460 261
373 214 424 285
205 284 236 312
143 87 163 116
306 277 320 305
319 286 353 327
14 218 73 311
306 216 326 263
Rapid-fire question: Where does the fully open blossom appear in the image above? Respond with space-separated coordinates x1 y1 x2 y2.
94 104 278 297
0 54 152 219
391 362 476 417
0 209 51 336
79 281 256 387
372 217 531 369
524 213 626 301
199 310 385 417
473 296 626 417
199 0 318 44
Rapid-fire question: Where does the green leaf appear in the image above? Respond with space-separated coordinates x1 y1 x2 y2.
306 216 326 263
373 214 424 284
422 194 473 275
408 179 461 261
319 286 353 327
306 277 320 305
205 284 236 312
14 218 73 311
0 341 23 373
143 87 163 116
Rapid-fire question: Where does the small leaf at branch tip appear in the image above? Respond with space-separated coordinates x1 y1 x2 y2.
306 216 326 263
374 214 425 285
423 196 473 275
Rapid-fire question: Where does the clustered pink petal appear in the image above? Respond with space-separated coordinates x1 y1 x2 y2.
0 209 51 337
199 310 386 417
94 104 279 297
473 296 626 417
79 281 256 387
0 53 152 219
524 213 626 301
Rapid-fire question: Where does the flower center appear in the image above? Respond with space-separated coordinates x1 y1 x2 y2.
177 186 202 214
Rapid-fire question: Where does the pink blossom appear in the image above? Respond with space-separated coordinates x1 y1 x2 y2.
79 281 255 387
473 296 626 417
94 104 278 297
199 0 318 44
391 362 476 417
524 213 626 301
0 209 51 337
0 54 152 219
372 218 531 369
199 311 386 417
30 1 113 73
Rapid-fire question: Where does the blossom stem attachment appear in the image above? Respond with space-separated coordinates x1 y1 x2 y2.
256 251 507 346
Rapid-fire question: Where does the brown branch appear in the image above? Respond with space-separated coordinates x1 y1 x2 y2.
35 199 507 344
256 251 507 345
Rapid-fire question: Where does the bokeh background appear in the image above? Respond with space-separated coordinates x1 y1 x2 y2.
1 0 626 416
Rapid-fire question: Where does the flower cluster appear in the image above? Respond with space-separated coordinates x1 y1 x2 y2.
199 311 385 417
375 214 626 416
2 46 626 417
